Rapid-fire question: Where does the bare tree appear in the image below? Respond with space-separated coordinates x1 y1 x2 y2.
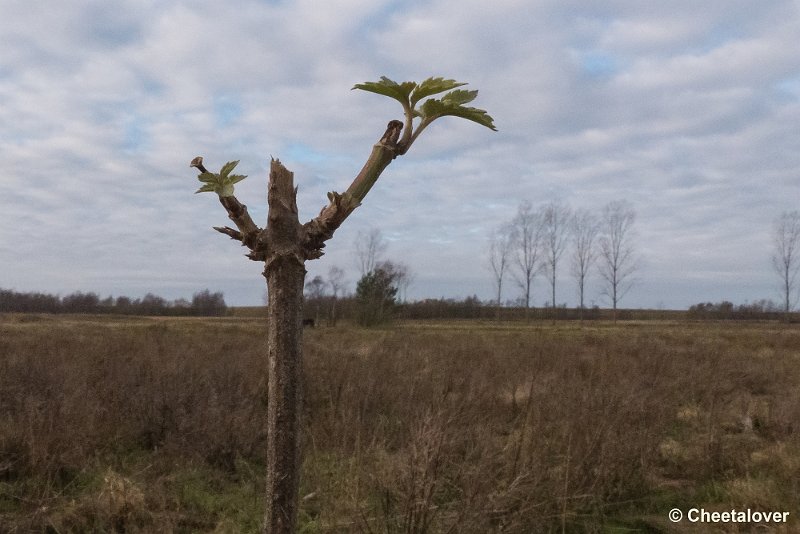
326 265 346 326
191 76 494 533
598 200 638 322
772 210 800 316
570 208 599 318
305 275 326 299
510 200 544 316
489 223 514 321
304 275 326 326
386 260 413 303
355 228 387 276
542 201 572 315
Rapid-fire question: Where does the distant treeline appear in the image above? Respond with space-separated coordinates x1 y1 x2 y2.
687 299 790 321
394 299 683 321
0 288 227 316
301 295 794 324
303 294 679 323
395 297 606 321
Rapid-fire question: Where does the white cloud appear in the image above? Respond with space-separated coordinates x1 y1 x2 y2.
1 0 799 309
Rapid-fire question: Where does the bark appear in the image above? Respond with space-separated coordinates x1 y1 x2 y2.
263 160 306 534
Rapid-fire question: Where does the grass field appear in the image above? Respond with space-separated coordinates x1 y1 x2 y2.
1 314 799 532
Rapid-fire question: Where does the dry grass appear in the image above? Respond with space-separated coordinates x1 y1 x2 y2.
1 314 799 532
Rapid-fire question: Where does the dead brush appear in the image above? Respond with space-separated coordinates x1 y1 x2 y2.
1 318 800 531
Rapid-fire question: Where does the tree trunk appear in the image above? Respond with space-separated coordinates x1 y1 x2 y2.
612 281 618 324
524 279 531 321
785 265 791 316
495 279 502 322
263 161 306 534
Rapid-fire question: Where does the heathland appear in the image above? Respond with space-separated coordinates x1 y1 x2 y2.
0 314 798 532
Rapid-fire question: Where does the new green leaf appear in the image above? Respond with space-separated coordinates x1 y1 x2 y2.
441 89 478 106
352 77 416 110
410 77 466 107
219 160 240 178
353 75 497 151
195 183 218 194
420 95 497 131
194 161 248 197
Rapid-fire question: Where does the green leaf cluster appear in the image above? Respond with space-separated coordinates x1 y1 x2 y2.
195 160 247 197
353 76 496 133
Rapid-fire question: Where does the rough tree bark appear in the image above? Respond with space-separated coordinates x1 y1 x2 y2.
263 162 305 532
191 77 494 533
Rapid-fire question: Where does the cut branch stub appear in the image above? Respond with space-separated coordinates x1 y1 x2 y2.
190 156 208 174
266 159 304 269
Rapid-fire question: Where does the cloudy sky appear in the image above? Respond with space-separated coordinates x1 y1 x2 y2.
2 0 799 309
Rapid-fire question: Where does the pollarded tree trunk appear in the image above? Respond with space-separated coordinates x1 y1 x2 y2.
263 162 305 533
192 76 495 534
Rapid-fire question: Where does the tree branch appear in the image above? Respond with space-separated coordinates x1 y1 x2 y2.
302 120 403 260
218 195 262 248
191 156 267 260
214 226 243 240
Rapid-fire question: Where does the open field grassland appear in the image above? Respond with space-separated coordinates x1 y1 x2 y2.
1 314 799 533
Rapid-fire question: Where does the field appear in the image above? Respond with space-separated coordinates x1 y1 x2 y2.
1 314 799 533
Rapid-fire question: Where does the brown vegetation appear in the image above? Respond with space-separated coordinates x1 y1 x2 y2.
1 314 799 532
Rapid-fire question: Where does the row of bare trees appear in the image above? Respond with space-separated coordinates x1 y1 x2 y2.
489 199 638 321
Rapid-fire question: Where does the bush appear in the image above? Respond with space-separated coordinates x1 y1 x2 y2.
355 266 398 326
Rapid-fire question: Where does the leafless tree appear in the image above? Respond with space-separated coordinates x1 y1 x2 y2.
598 200 638 322
304 275 326 325
772 210 800 315
355 228 387 276
326 265 346 326
510 200 544 316
489 223 514 320
570 208 599 318
542 201 572 315
304 275 326 300
386 260 413 302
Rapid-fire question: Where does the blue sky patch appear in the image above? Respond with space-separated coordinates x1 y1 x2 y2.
213 94 243 128
579 50 620 77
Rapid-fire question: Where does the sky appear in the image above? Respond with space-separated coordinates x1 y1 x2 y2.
1 0 799 310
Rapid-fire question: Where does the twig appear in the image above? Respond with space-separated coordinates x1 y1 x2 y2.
213 226 243 241
190 156 267 260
